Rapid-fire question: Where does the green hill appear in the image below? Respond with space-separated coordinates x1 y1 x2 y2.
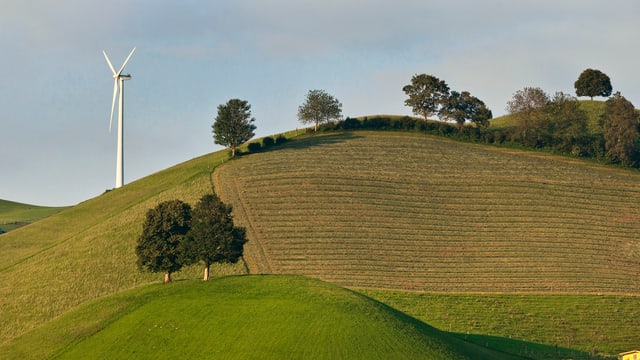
2 127 640 358
0 199 66 232
0 275 524 360
0 150 246 344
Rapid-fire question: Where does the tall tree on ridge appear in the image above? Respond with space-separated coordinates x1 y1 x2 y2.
213 99 256 158
402 74 450 121
297 89 343 132
574 68 612 100
439 90 493 128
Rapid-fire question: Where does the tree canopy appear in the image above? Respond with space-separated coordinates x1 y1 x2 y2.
602 92 639 165
212 99 256 158
297 89 343 132
402 74 450 121
136 200 192 283
439 90 493 128
574 68 612 100
506 87 550 143
181 194 247 281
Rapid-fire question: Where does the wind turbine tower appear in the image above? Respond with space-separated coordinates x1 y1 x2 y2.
103 47 136 189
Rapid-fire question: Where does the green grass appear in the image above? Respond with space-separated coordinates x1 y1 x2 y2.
361 290 638 358
0 275 525 360
0 150 247 344
0 199 66 232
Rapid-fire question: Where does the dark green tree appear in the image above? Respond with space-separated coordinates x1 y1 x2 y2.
181 194 247 281
602 92 639 165
505 87 550 144
541 92 589 152
212 99 256 158
136 200 192 283
439 91 493 128
402 74 450 121
297 89 343 132
574 68 613 100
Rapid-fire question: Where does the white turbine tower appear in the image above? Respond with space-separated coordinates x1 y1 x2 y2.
103 47 136 189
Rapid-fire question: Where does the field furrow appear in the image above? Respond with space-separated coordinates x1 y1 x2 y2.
214 132 640 293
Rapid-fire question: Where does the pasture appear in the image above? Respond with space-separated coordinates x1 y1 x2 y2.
0 151 246 344
0 275 524 360
0 199 66 232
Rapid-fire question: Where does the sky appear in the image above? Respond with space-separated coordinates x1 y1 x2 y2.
1 0 639 206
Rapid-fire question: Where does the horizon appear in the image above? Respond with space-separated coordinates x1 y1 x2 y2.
2 0 639 206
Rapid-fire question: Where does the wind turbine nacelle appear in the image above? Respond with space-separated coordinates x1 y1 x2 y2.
120 74 132 80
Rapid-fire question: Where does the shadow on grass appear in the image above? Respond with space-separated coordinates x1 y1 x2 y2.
238 131 364 157
453 332 610 360
356 289 608 360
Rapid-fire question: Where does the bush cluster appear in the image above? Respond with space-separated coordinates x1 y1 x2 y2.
313 115 640 167
244 134 289 155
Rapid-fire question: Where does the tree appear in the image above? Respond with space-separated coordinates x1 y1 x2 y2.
439 91 493 128
181 194 247 281
402 74 450 121
136 200 192 283
212 99 256 158
574 68 612 100
505 87 550 144
540 92 589 152
602 92 639 165
297 89 343 132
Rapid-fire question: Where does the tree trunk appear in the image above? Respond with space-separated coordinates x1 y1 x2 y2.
231 145 236 158
164 272 172 283
314 119 319 132
203 264 211 281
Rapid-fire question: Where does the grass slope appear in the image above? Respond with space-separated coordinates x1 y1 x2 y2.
0 150 246 344
214 130 640 294
0 275 525 360
362 289 639 358
0 199 66 232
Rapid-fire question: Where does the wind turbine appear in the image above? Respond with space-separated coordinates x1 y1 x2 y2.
103 47 136 189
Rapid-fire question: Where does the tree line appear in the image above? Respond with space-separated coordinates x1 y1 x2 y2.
136 194 247 283
139 68 637 282
211 68 637 165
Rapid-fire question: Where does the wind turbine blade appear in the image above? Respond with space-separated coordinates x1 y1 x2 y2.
117 47 136 75
109 78 118 132
102 50 116 75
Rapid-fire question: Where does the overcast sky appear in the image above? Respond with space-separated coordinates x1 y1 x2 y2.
1 0 639 206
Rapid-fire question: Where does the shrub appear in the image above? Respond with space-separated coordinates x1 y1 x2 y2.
247 142 262 153
343 117 361 129
275 135 288 145
262 136 275 147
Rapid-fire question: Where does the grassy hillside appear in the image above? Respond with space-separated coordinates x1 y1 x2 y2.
214 131 640 294
362 289 639 357
0 275 525 360
0 150 246 344
0 199 66 232
3 126 640 358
